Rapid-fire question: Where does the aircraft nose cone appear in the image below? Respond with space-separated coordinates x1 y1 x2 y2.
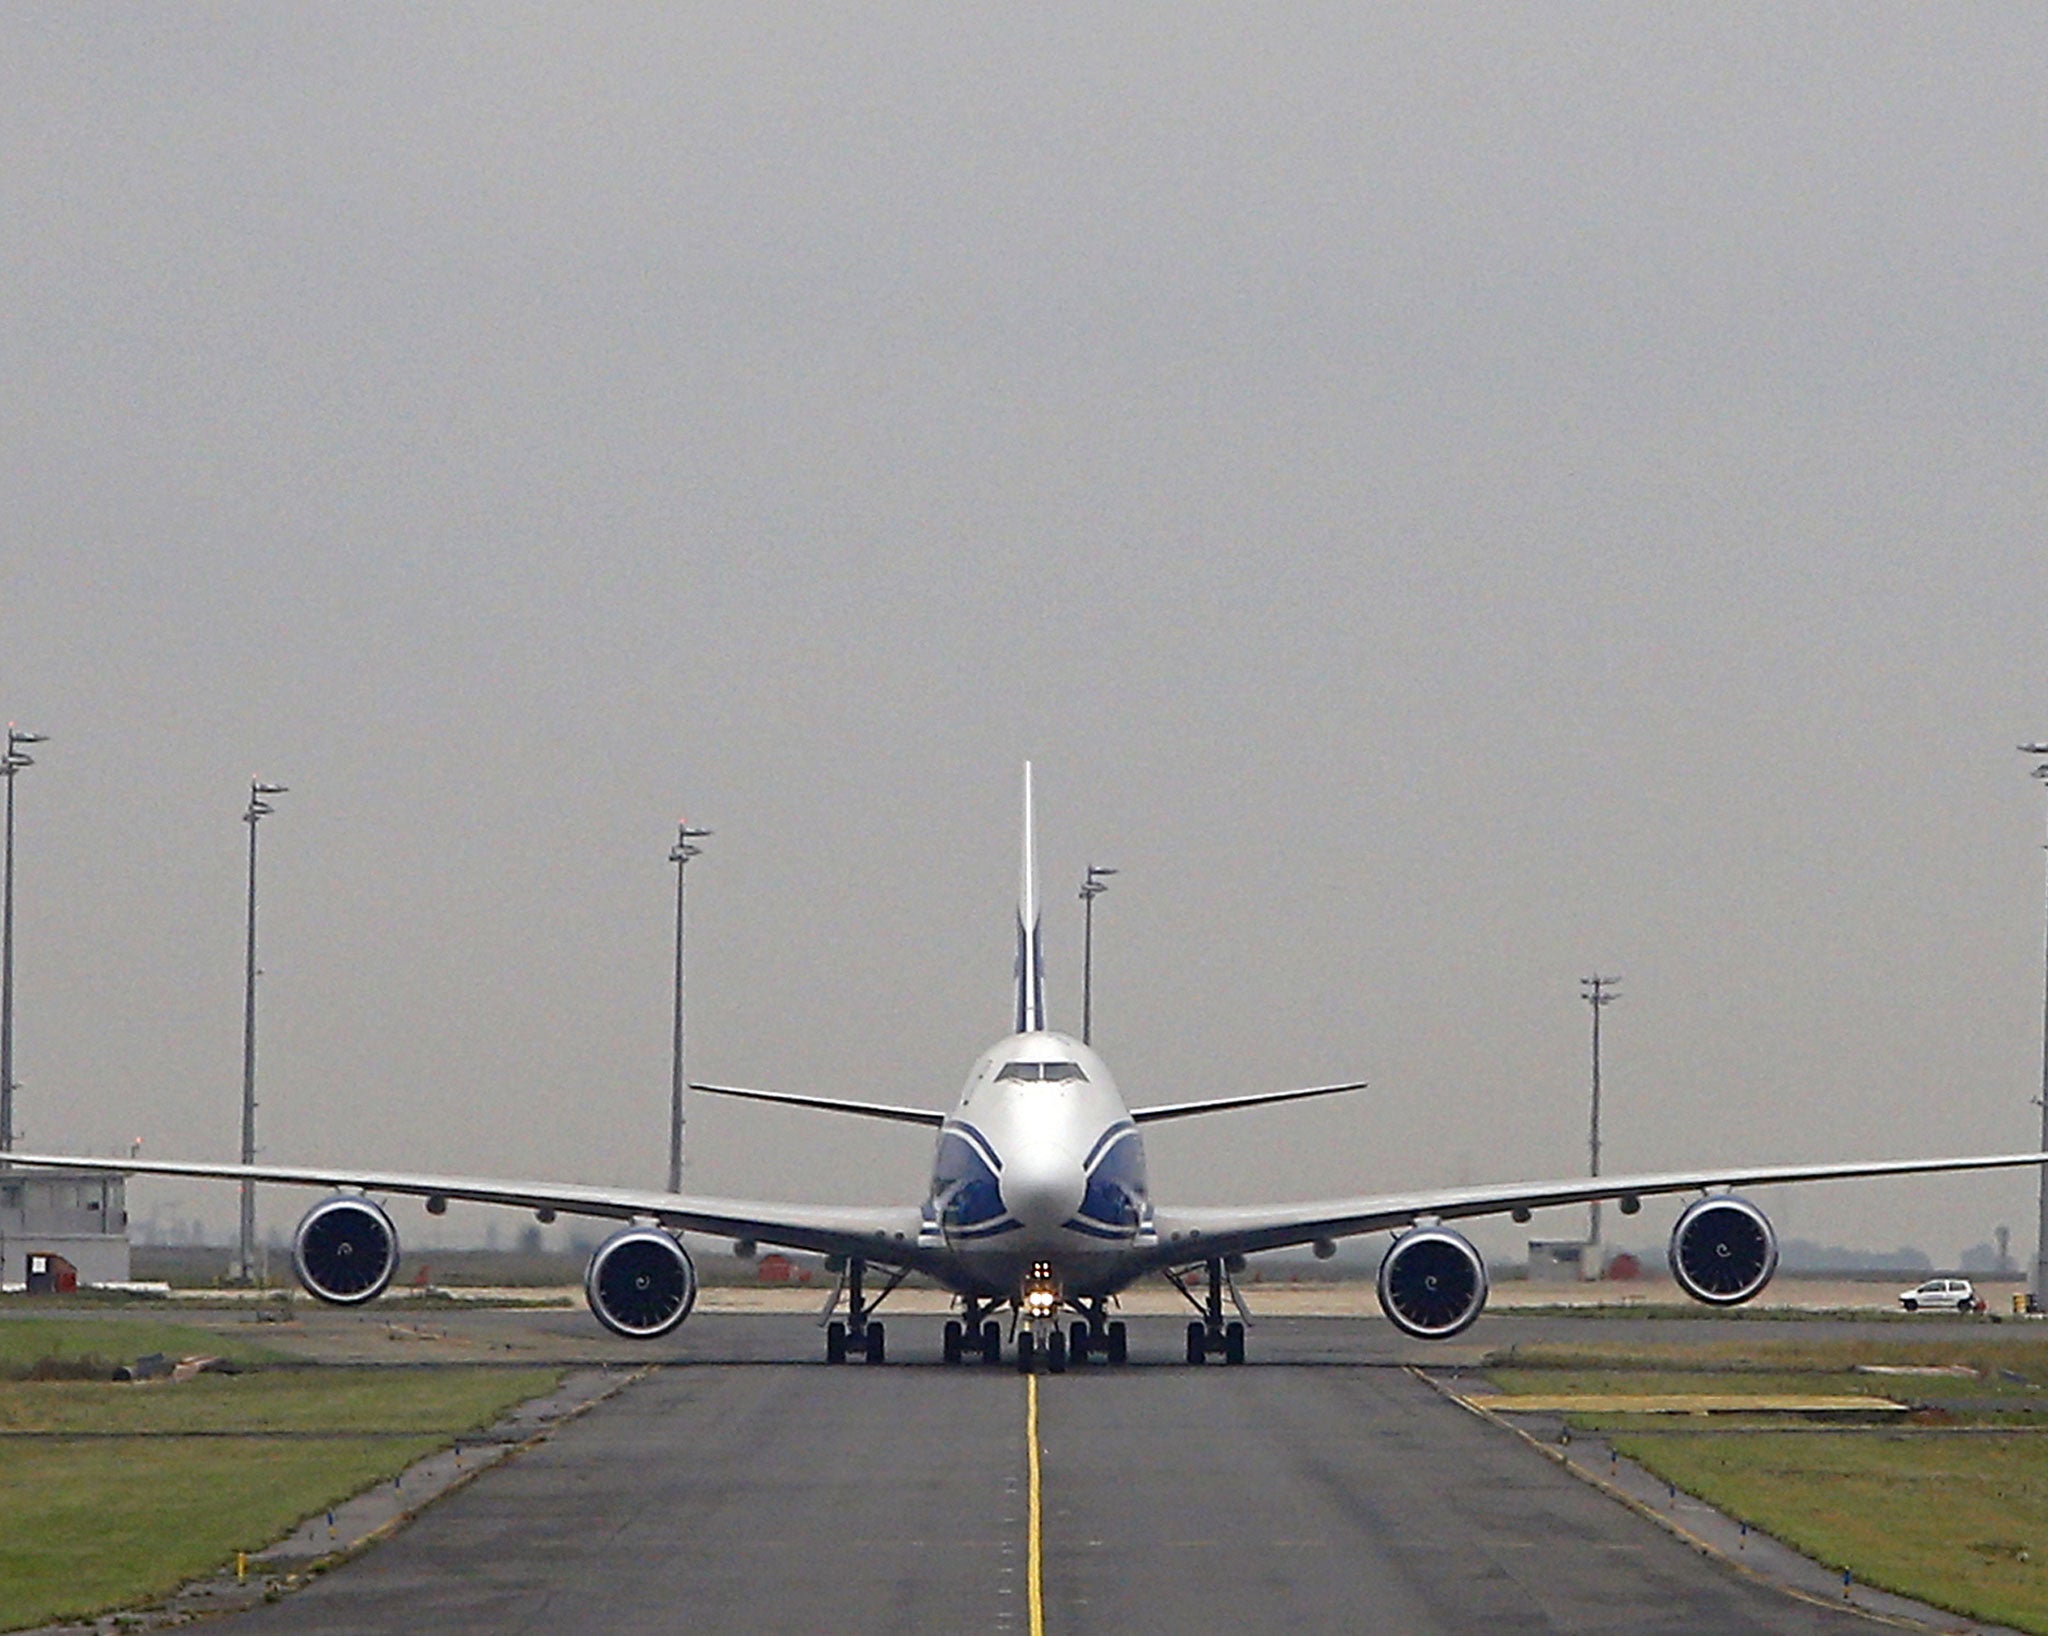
1000 1145 1085 1234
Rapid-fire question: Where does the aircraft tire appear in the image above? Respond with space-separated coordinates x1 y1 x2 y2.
1186 1320 1207 1365
1018 1330 1037 1374
981 1321 1003 1365
943 1320 963 1365
1107 1320 1128 1365
1224 1321 1246 1366
1069 1321 1090 1364
826 1321 847 1365
865 1322 886 1364
1047 1330 1068 1373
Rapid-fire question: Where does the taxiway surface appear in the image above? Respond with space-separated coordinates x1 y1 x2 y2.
201 1310 1911 1635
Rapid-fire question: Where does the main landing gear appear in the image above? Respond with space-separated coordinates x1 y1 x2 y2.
822 1257 905 1365
943 1304 1007 1367
1169 1258 1248 1365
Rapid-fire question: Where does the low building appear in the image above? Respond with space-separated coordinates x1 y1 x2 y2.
1526 1238 1594 1283
0 1168 131 1288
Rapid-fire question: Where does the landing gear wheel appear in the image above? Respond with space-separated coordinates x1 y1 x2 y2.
865 1322 886 1364
943 1319 964 1365
981 1321 1003 1365
826 1320 848 1365
1047 1329 1068 1373
1018 1330 1037 1373
1224 1320 1246 1366
1069 1321 1090 1364
1186 1320 1207 1365
1106 1320 1128 1365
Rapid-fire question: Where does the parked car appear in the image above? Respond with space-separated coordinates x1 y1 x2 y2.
1898 1277 1982 1313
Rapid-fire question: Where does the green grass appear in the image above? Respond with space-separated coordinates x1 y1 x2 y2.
1483 1334 2048 1379
1477 1333 2048 1630
0 1315 286 1376
0 1365 562 1632
1613 1431 2048 1633
0 1367 558 1435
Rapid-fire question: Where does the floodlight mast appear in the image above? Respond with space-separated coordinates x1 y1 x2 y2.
668 823 712 1195
1080 865 1117 1046
237 780 287 1283
2019 744 2048 1303
1 727 50 1156
1581 974 1621 1254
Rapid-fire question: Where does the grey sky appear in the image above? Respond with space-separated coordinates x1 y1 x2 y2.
4 8 2046 1263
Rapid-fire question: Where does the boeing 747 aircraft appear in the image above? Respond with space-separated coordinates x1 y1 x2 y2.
13 766 2048 1371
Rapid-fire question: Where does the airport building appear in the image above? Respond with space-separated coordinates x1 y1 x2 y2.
0 1168 131 1288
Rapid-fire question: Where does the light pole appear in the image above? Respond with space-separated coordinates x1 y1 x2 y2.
1080 865 1116 1047
1 726 48 1155
1581 973 1621 1255
238 780 287 1282
2018 744 2048 1302
667 823 711 1195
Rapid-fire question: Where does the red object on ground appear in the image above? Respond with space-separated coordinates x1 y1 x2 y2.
1605 1252 1642 1281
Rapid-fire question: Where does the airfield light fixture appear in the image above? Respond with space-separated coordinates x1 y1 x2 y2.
1080 864 1117 1047
1 727 49 1156
668 823 713 1195
237 779 288 1283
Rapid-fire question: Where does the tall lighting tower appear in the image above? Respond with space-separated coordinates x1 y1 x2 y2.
667 823 711 1195
238 780 288 1282
1080 864 1116 1047
1 726 49 1154
2018 743 2048 1302
1581 973 1621 1254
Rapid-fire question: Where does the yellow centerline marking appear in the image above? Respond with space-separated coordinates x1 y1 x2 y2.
1027 1371 1045 1636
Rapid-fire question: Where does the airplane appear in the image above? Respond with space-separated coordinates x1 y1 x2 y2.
12 763 2048 1372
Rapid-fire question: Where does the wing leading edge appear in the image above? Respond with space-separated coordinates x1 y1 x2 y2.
1144 1148 2048 1270
1 1152 935 1272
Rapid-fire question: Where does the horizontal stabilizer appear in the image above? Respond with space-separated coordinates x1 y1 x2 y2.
689 1082 946 1127
1131 1080 1368 1124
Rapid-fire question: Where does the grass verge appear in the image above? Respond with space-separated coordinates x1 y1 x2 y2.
0 1365 561 1632
1482 1333 2048 1631
1613 1430 2048 1633
0 1315 287 1377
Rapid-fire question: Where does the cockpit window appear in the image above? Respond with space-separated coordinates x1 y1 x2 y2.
993 1060 1089 1083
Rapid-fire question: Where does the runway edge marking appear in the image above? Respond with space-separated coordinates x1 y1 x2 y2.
1410 1366 1977 1634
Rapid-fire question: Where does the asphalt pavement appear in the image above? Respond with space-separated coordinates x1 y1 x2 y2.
190 1310 1948 1636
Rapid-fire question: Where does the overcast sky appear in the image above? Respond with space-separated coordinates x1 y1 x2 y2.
5 8 2047 1265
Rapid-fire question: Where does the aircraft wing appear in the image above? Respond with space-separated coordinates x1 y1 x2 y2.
1 1152 936 1272
1142 1148 2048 1268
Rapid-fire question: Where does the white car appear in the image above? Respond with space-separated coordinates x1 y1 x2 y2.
1898 1277 1980 1313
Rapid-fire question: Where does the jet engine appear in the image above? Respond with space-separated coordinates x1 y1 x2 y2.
584 1227 698 1339
1376 1225 1489 1339
1668 1195 1778 1306
291 1195 400 1305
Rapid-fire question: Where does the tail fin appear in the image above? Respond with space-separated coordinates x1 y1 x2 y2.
1015 762 1045 1033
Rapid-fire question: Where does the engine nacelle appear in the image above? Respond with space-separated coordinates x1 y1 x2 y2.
1668 1195 1778 1306
291 1195 400 1305
584 1227 699 1339
1377 1225 1489 1339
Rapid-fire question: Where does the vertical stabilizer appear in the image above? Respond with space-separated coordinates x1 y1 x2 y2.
1015 762 1045 1033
